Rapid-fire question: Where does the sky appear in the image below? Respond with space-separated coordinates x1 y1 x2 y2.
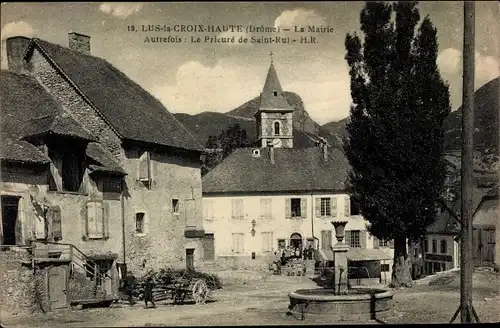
1 2 499 125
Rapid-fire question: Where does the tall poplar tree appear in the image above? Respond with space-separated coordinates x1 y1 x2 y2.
343 1 451 287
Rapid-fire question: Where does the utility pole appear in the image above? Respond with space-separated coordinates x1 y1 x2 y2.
449 1 480 323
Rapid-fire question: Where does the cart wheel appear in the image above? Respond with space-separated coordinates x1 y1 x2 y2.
192 279 208 304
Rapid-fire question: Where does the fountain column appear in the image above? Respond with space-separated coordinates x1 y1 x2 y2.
331 220 349 295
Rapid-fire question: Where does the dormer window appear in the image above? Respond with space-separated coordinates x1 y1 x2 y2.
274 122 280 135
273 91 278 96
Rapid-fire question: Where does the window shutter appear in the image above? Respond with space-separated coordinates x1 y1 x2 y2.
331 197 337 217
373 236 379 249
87 201 103 238
50 205 62 240
327 230 332 247
315 198 321 217
231 200 237 219
285 198 291 219
360 230 367 249
103 204 109 239
301 198 307 219
345 196 350 216
139 151 150 181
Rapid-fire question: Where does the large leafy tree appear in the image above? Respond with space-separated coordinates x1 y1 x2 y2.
343 1 451 287
202 123 250 176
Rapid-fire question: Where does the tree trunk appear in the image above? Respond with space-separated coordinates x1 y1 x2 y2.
390 236 413 288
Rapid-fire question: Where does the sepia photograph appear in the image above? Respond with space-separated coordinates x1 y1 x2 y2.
0 1 498 326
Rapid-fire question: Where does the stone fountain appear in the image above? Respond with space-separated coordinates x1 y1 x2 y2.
288 220 394 321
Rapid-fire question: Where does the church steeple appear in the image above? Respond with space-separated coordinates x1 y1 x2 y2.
254 54 294 149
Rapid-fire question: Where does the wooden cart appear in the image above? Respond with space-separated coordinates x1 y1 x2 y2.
147 271 211 305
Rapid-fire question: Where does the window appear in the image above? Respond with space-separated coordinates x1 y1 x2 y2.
231 199 244 220
321 230 332 249
291 198 301 217
379 239 389 247
344 196 350 216
203 199 214 220
86 201 105 239
424 239 429 253
48 147 85 193
260 198 272 219
320 198 331 216
172 199 179 214
346 230 361 248
261 232 273 252
135 212 145 234
432 239 437 253
273 91 278 96
381 264 390 272
440 239 447 254
286 198 306 219
274 122 280 135
232 233 244 253
138 151 152 187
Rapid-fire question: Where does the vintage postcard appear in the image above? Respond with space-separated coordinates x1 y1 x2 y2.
0 1 498 327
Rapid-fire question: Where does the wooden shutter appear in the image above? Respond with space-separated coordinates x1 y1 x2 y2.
373 236 380 249
103 203 109 239
87 201 103 238
315 198 321 217
50 205 62 241
331 197 337 217
301 198 307 219
285 198 291 219
345 196 350 216
327 230 332 247
231 200 237 219
139 151 150 181
360 230 367 249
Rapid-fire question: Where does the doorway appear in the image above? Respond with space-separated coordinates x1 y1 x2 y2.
49 266 68 310
186 248 195 270
290 233 303 258
1 196 21 245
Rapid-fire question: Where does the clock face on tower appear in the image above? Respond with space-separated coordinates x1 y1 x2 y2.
272 138 283 148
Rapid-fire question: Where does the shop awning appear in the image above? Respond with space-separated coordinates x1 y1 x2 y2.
347 248 392 261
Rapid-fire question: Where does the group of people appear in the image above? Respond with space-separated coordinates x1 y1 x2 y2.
275 244 316 265
123 271 156 308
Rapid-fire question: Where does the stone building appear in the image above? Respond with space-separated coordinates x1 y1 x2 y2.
1 32 204 316
201 60 394 284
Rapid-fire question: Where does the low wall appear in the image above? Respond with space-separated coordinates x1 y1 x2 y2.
211 255 275 271
0 247 37 318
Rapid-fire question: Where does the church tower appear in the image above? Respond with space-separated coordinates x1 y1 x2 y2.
254 55 294 148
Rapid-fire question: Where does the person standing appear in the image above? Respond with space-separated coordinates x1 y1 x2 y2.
144 276 156 308
125 271 136 306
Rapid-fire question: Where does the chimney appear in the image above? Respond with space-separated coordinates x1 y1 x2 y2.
5 36 31 74
68 32 91 55
267 141 275 165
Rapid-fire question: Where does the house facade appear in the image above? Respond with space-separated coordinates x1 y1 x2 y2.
1 33 204 316
201 61 394 284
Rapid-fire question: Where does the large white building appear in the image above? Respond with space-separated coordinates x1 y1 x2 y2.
201 60 394 284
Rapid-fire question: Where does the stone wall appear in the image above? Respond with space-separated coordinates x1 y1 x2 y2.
123 145 204 275
0 247 37 317
211 254 275 271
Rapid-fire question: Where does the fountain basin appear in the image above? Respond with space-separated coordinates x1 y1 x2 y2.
288 287 394 321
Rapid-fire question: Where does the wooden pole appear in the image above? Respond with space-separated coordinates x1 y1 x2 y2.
460 1 475 323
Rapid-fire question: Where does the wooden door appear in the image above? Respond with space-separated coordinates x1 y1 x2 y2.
186 248 195 270
202 234 215 261
473 228 496 267
49 266 68 310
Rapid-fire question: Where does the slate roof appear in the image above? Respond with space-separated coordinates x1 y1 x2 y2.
86 142 126 176
0 138 50 164
31 39 203 152
258 62 293 111
0 70 95 142
202 147 349 194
